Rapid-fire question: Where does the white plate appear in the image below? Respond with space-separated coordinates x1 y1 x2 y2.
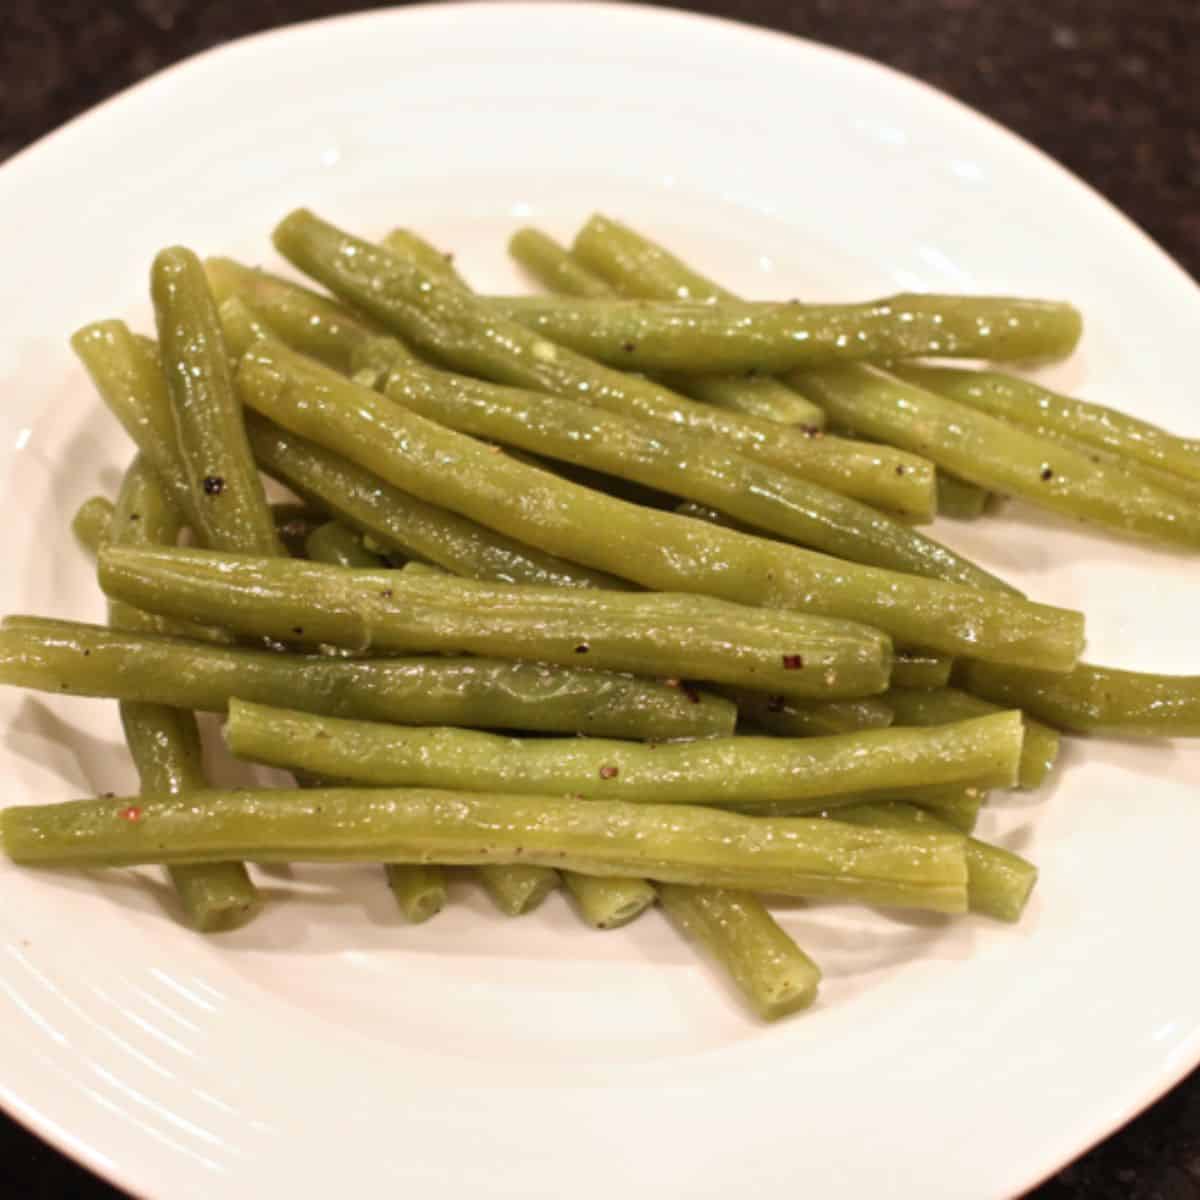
1 4 1197 1197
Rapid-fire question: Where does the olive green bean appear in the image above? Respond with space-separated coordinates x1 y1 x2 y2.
381 229 472 288
237 339 1084 669
890 650 954 690
384 359 1011 591
1 788 970 913
305 521 384 569
72 496 114 556
721 689 894 737
885 686 1060 789
509 224 826 428
832 802 1037 922
99 546 893 696
476 864 560 916
895 365 1200 488
273 209 935 519
151 247 282 556
960 660 1200 737
246 412 624 590
936 472 994 520
0 618 738 739
271 502 328 559
384 863 447 923
72 322 200 529
109 456 260 932
798 365 1200 549
562 873 657 930
484 292 1082 373
739 783 986 833
223 700 1023 803
657 886 821 1019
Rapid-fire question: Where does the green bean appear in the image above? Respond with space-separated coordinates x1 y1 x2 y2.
271 502 328 559
305 521 384 569
72 496 114 556
384 863 447 923
936 472 994 520
798 365 1200 549
237 339 1084 669
476 864 560 916
1 788 970 913
832 802 1037 922
109 456 260 932
895 365 1200 488
960 660 1200 737
0 618 738 740
100 546 893 697
151 247 282 556
721 689 893 737
562 873 657 930
658 886 820 1019
274 209 935 519
739 783 986 833
223 700 1022 803
381 229 472 288
509 224 826 429
246 413 624 590
890 650 954 690
484 292 1082 374
72 322 200 529
384 358 1011 591
886 686 1060 789
205 257 383 372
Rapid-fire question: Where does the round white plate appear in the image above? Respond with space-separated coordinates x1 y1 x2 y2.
1 5 1197 1197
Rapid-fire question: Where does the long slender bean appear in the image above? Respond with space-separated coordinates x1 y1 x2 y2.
476 864 560 916
0 788 970 913
658 886 820 1019
885 686 1060 789
721 689 893 737
936 472 995 520
305 521 385 569
798 365 1200 549
960 660 1200 737
224 701 1023 803
890 650 954 690
0 618 738 740
246 413 624 590
562 873 657 930
273 209 936 519
72 496 114 555
741 783 987 833
236 338 1084 669
508 224 826 428
98 546 894 696
151 247 282 556
384 358 1011 591
832 802 1037 922
384 863 447 923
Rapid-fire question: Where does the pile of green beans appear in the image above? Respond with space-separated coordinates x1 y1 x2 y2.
2 211 1197 1025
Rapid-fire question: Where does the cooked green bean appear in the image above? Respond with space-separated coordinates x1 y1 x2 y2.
271 502 328 559
237 339 1084 669
1 788 970 913
658 886 820 1019
205 256 383 372
509 224 826 429
384 359 1011 591
721 689 894 737
936 472 994 520
890 650 954 690
960 660 1200 737
99 546 893 697
384 863 447 923
274 209 935 520
224 701 1022 803
305 521 384 569
563 873 657 930
484 292 1082 374
72 322 200 529
798 365 1200 549
886 686 1060 789
72 496 114 555
832 802 1037 922
381 229 472 287
247 413 624 590
151 247 282 556
895 365 1200 487
109 456 260 932
476 864 560 916
0 617 737 739
740 783 986 833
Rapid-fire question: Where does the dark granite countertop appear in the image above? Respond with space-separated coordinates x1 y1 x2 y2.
1 2 1197 1197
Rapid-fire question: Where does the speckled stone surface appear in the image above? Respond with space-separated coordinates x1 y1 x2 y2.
0 2 1196 1198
